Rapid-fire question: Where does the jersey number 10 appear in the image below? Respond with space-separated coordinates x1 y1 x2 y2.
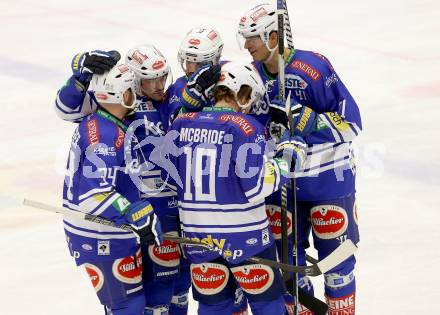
183 147 217 202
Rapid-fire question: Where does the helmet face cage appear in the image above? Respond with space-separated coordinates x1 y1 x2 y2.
91 64 137 110
217 63 265 111
236 3 277 49
177 27 224 73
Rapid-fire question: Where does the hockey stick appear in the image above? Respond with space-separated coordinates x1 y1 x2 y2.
22 198 356 277
276 2 299 313
282 0 294 50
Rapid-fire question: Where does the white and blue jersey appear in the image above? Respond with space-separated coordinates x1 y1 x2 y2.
160 76 187 131
164 107 290 264
252 49 362 201
63 109 142 265
55 76 178 220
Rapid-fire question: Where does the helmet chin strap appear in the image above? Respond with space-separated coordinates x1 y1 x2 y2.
263 42 278 63
235 96 252 113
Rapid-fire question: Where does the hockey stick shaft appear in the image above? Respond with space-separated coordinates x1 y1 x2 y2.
283 0 294 49
277 2 299 313
22 198 356 277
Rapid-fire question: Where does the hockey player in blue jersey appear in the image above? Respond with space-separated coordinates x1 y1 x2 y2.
62 64 163 315
237 4 362 314
162 62 307 315
55 46 187 315
163 27 224 130
169 26 250 315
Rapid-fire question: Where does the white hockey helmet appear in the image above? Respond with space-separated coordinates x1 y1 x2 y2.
216 62 265 111
236 3 278 60
177 27 224 72
91 64 137 109
125 44 172 96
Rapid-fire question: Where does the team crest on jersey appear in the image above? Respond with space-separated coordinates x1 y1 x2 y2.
254 133 265 144
168 198 178 208
231 264 274 295
169 94 181 104
266 205 293 240
84 263 104 292
311 205 348 239
112 250 143 284
219 114 254 136
86 118 100 145
262 228 270 246
97 240 110 255
290 61 321 81
191 263 229 295
148 239 181 267
325 73 339 88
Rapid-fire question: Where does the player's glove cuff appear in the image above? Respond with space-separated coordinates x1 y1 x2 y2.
182 86 205 111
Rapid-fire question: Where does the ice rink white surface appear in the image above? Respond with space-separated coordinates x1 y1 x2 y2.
1 0 439 314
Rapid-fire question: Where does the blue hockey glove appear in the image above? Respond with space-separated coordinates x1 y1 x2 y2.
116 200 163 245
270 99 317 137
182 64 221 111
275 131 307 172
71 50 121 83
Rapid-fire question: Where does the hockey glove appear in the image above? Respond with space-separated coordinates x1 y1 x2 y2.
270 99 317 137
116 200 163 246
71 50 121 83
275 131 307 172
182 64 221 111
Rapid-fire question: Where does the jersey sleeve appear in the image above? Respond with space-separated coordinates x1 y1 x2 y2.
294 55 362 144
161 78 186 130
67 120 132 222
233 121 289 203
55 75 98 123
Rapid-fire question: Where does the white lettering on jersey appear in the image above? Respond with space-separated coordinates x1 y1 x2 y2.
180 128 225 145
